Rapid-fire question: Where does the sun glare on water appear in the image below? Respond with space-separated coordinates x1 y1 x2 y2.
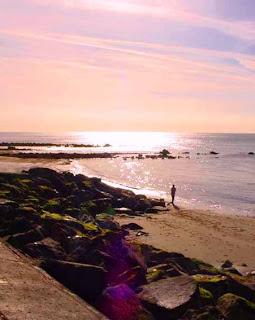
75 131 179 152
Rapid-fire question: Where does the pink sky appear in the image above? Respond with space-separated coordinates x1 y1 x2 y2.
1 0 255 132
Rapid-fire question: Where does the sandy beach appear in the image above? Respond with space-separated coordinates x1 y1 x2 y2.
1 155 255 271
116 206 255 271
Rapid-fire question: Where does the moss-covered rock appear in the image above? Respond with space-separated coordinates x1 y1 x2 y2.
199 287 215 306
217 293 255 320
146 269 166 283
96 213 120 231
42 199 60 212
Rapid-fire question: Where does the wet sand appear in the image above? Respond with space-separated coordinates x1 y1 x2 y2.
115 207 255 270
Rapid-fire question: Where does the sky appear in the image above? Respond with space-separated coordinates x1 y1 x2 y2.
1 0 255 133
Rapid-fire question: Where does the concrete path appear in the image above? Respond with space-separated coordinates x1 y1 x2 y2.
0 241 108 320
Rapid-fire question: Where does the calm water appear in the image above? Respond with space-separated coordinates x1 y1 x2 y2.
0 132 255 216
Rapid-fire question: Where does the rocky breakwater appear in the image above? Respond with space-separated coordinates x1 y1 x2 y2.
0 168 255 320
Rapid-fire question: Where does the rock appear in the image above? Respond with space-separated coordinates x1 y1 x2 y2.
91 198 113 213
146 206 168 214
41 260 107 303
198 287 215 307
110 265 147 289
136 231 149 237
180 306 222 320
121 223 143 230
49 222 77 249
24 237 66 260
134 199 152 212
143 246 193 271
38 185 59 198
138 276 198 319
150 200 165 207
221 260 233 269
97 284 154 320
1 183 24 199
31 177 53 188
0 203 15 222
114 207 136 216
122 241 147 272
147 264 182 283
160 149 170 157
248 152 254 155
28 168 69 196
193 273 255 302
16 206 40 221
0 216 36 238
193 274 229 301
210 151 219 155
217 293 255 320
8 226 46 248
28 167 62 180
152 206 168 212
145 208 159 214
96 213 120 231
124 197 139 210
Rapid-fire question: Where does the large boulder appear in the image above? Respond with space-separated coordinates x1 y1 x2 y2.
97 284 154 320
193 274 229 301
193 274 255 303
217 293 255 320
28 168 62 181
41 260 107 303
28 168 69 196
138 276 199 319
7 226 46 248
134 199 152 212
24 237 66 260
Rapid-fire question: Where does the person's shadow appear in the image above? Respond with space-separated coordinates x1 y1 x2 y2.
168 202 180 210
172 203 180 210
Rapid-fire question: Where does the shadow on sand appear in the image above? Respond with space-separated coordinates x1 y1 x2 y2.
167 203 180 210
172 204 180 210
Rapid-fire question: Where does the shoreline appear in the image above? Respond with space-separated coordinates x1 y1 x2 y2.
116 206 255 271
0 155 247 217
0 154 254 218
1 157 255 271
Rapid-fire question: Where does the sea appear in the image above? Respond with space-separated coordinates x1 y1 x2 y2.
0 132 255 217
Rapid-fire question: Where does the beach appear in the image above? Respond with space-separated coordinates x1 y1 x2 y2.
0 151 255 272
116 207 255 271
1 163 255 319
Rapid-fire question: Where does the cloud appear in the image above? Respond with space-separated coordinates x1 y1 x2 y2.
28 0 255 42
1 0 255 132
2 29 255 82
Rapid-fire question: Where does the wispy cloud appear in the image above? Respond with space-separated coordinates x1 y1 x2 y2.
1 1 255 132
29 0 255 41
2 29 255 83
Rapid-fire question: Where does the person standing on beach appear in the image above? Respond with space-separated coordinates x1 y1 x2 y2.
171 184 176 205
